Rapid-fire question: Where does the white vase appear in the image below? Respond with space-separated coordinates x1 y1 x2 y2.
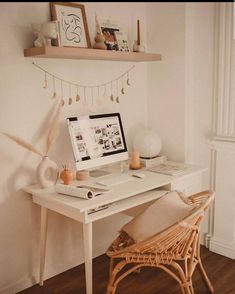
36 156 58 188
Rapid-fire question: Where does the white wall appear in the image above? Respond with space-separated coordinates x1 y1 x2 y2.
184 2 215 235
146 2 214 169
146 3 215 234
146 3 186 162
0 3 148 293
185 3 214 176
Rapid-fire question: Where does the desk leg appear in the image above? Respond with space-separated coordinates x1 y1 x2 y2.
39 207 48 286
83 222 92 294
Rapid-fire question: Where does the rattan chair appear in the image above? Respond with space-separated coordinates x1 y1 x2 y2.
106 190 215 294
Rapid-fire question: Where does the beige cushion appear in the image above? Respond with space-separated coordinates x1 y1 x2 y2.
121 190 194 243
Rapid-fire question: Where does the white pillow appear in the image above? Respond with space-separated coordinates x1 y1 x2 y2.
121 190 194 243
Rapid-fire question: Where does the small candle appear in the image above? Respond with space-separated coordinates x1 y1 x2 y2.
130 150 141 170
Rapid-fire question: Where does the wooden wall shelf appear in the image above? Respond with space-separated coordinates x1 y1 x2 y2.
24 47 162 62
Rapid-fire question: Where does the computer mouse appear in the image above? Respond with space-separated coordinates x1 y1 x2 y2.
132 173 146 178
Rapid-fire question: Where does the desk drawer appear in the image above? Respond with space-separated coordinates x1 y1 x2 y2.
163 173 202 196
172 174 202 195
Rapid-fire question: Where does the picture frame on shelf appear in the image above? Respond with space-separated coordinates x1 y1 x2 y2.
50 2 91 48
114 31 130 52
99 19 120 50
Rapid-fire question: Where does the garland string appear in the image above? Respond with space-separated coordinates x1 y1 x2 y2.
32 62 135 107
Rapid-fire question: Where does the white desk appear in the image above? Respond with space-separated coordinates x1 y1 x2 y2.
23 163 207 294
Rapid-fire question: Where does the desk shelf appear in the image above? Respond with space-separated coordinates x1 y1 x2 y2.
24 46 162 62
87 189 165 222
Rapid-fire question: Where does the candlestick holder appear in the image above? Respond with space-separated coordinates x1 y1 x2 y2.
133 19 145 53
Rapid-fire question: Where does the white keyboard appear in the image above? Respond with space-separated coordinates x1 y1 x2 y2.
95 173 132 187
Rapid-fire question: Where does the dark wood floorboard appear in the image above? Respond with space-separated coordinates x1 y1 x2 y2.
18 246 235 294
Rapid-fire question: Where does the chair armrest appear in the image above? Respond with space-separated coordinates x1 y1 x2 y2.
187 190 214 205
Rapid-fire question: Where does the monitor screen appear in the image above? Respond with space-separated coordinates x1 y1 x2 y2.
67 113 128 171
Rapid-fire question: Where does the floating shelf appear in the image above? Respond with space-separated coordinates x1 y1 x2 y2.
24 46 161 62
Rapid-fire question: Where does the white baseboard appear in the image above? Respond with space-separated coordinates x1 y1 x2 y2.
0 274 38 294
209 238 235 259
200 233 206 246
0 248 107 294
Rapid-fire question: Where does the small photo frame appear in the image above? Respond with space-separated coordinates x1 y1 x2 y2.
99 19 120 51
114 31 130 52
50 2 91 48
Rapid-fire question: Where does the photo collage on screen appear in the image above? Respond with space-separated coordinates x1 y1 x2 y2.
91 120 124 155
75 131 90 159
72 116 125 161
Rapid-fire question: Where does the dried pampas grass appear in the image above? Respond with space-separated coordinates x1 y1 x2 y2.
45 100 62 155
1 99 62 158
1 132 43 157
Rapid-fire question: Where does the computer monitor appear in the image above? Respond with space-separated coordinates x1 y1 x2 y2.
67 113 128 171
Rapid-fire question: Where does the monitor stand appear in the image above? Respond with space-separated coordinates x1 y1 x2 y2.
89 169 112 178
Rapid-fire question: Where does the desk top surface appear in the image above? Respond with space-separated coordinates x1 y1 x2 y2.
23 162 207 213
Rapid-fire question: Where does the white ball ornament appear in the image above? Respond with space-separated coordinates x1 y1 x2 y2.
133 129 162 159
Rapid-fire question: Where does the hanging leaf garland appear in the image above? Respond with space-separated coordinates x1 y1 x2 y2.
52 76 57 99
121 76 125 94
68 84 72 105
115 80 119 103
32 62 135 107
127 72 131 86
76 86 80 102
110 82 114 102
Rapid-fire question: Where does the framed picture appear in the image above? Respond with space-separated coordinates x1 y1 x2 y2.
99 19 120 50
50 2 91 48
114 31 130 52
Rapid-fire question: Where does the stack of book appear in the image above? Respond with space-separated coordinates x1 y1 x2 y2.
140 154 167 168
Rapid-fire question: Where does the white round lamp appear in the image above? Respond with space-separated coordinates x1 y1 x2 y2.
133 129 162 159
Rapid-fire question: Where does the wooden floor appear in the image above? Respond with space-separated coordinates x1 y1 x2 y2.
18 246 235 294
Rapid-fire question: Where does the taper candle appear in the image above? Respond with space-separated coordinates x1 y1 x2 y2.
137 20 140 45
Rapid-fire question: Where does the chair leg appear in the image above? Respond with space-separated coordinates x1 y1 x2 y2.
162 262 193 294
180 280 195 294
198 260 214 293
106 260 127 294
187 263 195 294
188 281 195 294
109 258 114 280
106 284 116 294
179 284 188 294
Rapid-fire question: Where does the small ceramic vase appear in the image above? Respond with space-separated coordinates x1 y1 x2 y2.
60 169 74 185
133 40 140 52
93 33 107 50
36 156 58 188
133 40 145 53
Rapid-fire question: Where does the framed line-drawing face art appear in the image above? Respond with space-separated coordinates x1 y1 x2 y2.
50 2 91 48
